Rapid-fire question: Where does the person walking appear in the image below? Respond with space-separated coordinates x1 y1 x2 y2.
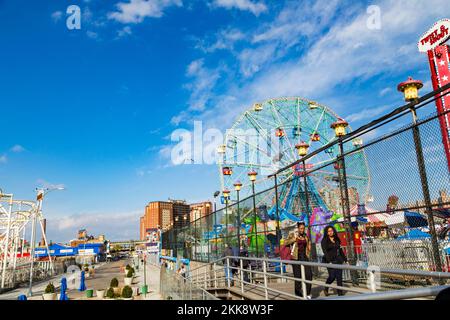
321 225 347 296
223 244 235 286
284 222 313 299
239 243 250 283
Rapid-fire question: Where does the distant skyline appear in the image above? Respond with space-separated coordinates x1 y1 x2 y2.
0 0 448 241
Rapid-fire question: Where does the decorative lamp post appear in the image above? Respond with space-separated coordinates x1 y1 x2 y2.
331 117 357 283
248 171 259 257
330 118 349 137
223 189 230 243
397 77 442 273
234 181 242 247
397 76 423 102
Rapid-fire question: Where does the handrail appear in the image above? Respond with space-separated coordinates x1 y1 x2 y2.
189 256 450 280
322 285 450 300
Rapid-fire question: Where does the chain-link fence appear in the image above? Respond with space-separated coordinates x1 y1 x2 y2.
163 87 450 276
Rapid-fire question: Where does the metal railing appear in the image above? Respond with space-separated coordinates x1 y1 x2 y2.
187 256 450 300
159 264 219 300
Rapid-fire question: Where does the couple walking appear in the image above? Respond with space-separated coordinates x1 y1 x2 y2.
284 222 347 298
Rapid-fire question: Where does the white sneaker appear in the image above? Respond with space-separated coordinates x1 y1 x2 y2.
306 295 312 300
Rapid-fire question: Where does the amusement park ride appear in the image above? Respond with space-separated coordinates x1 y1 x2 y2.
210 18 450 254
216 97 371 248
0 188 61 291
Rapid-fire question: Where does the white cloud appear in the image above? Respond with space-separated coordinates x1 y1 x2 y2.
36 179 66 190
174 0 448 129
117 26 133 38
108 0 183 24
212 0 267 16
86 30 99 39
51 11 63 23
182 59 222 112
346 105 391 123
196 28 246 53
46 210 141 242
10 144 25 153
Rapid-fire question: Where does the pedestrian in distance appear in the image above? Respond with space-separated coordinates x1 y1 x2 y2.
284 222 313 299
239 243 250 283
222 244 235 286
321 225 347 296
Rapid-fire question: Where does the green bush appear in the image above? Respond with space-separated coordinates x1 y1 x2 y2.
106 287 115 298
44 282 55 294
110 278 119 288
125 264 131 270
122 285 133 299
126 269 133 278
130 267 135 275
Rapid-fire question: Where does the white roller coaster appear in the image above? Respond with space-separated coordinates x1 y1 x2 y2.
0 188 58 291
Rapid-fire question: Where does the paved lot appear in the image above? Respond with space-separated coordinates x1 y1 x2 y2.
0 258 162 300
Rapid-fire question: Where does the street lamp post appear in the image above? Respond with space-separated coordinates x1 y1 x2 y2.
234 182 242 248
213 191 220 260
330 118 358 284
223 190 230 246
397 77 443 273
295 142 316 260
248 171 259 257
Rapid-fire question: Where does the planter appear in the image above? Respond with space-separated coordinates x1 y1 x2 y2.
96 290 105 299
113 287 121 295
131 287 139 296
86 289 94 298
42 293 57 301
124 277 133 286
141 285 148 295
122 297 133 300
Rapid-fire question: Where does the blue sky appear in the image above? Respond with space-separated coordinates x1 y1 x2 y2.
0 0 448 241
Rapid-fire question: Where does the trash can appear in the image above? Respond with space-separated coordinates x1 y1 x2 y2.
86 289 94 298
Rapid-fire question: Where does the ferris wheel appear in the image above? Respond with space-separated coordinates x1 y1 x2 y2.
217 97 371 221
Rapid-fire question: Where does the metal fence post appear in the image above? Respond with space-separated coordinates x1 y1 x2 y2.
226 257 231 288
240 259 244 294
337 138 358 285
263 260 269 299
213 262 218 288
274 175 281 253
280 261 284 283
249 263 253 284
300 264 307 299
368 270 376 293
410 106 443 274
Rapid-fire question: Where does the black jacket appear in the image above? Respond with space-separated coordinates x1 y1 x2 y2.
321 236 347 264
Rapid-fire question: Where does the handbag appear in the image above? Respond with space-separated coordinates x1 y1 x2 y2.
280 244 293 260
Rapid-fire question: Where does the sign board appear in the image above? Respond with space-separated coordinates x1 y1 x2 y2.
418 19 450 53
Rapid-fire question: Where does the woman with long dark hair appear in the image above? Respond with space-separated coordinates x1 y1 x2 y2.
321 225 347 296
284 222 313 299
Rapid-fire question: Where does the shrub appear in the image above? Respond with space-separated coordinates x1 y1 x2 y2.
125 264 131 270
122 285 133 299
110 278 119 288
106 287 115 298
126 269 133 278
130 267 135 275
44 282 55 294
